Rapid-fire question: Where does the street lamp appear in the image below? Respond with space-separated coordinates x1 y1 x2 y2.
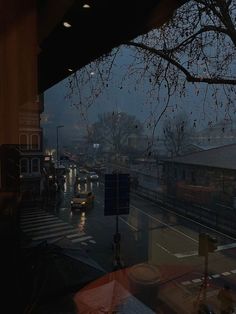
56 125 64 167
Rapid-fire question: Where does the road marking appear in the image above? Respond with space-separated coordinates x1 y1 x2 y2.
173 242 236 259
22 222 67 232
21 215 55 223
174 251 198 258
119 217 138 231
89 240 96 244
21 211 47 217
32 228 79 241
182 281 191 286
81 242 88 246
21 214 53 221
21 217 60 226
132 195 236 241
21 211 45 216
155 242 171 254
48 237 65 244
132 205 198 243
71 236 93 243
29 225 74 235
192 279 202 283
21 208 43 213
181 270 236 286
217 242 236 251
67 232 86 239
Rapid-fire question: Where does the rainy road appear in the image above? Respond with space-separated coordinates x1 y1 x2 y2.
48 168 236 290
19 170 236 313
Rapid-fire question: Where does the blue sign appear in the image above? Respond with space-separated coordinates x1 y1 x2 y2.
104 173 130 216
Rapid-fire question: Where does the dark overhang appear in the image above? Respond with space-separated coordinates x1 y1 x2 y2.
38 0 186 93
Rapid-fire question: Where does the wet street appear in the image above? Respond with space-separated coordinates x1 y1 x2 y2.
18 167 236 314
20 167 236 291
48 169 236 284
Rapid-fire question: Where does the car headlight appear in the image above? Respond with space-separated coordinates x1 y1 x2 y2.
71 201 74 204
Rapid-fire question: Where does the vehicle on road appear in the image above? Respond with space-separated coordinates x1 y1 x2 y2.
71 191 95 211
76 175 87 183
87 172 99 181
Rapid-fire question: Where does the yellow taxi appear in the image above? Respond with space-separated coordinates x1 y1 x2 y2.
71 191 95 211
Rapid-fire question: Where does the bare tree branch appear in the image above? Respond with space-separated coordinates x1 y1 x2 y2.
126 41 236 85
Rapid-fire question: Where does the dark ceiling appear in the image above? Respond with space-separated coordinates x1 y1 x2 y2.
38 0 186 93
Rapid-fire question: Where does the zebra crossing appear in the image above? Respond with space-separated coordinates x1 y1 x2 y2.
20 207 96 246
180 269 236 286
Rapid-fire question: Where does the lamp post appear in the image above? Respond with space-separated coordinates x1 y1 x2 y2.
56 125 64 167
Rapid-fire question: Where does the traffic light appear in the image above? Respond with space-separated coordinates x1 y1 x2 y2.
207 235 217 252
198 233 218 256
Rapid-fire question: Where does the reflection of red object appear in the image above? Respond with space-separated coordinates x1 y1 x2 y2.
74 268 130 313
176 182 216 205
73 264 195 313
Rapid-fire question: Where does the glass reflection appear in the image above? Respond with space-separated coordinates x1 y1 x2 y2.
78 212 86 233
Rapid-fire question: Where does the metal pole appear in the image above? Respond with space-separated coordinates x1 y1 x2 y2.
113 172 121 268
56 125 64 167
115 173 120 264
56 127 59 167
203 252 208 302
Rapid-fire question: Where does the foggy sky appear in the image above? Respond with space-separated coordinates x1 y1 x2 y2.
42 46 234 148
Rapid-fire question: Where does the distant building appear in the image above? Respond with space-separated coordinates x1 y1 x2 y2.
162 144 236 206
19 95 44 199
192 121 236 148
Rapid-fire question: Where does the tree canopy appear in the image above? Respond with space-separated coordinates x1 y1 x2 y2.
67 0 236 144
88 112 143 154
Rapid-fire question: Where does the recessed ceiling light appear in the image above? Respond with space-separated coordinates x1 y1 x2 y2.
68 68 73 72
63 21 72 28
83 4 91 9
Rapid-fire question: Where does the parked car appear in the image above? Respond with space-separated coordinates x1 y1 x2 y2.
87 172 99 181
71 191 95 211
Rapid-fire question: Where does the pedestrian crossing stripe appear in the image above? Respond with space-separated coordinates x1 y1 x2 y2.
32 228 80 241
29 225 74 236
22 222 67 232
182 281 191 286
20 210 96 246
181 270 236 285
66 232 86 239
71 236 93 243
21 215 55 223
21 218 61 227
